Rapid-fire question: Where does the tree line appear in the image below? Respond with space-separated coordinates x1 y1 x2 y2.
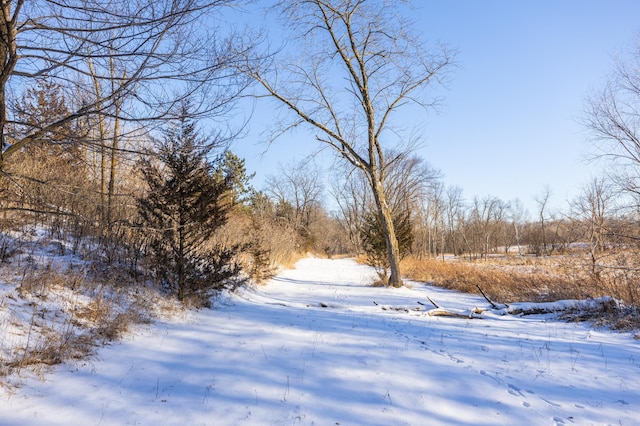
2 0 640 303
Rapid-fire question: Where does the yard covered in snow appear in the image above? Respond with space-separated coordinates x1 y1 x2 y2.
1 257 639 425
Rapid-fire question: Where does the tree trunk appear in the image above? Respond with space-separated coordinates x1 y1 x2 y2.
106 103 120 228
88 57 108 225
0 1 19 176
371 174 403 287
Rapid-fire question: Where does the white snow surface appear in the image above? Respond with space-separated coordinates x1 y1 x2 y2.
1 257 639 425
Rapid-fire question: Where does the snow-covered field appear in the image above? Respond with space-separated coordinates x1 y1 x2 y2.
1 257 639 425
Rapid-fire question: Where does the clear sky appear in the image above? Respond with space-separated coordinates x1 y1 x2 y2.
231 1 640 216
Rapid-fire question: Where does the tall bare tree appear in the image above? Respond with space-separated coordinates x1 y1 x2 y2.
444 186 465 256
241 0 454 286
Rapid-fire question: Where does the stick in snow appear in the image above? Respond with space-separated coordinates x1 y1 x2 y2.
476 285 508 310
417 296 440 309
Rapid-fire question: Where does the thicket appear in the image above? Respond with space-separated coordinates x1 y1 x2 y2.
0 75 328 331
0 81 317 380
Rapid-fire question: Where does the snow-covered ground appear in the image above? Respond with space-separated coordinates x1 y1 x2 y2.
1 257 639 425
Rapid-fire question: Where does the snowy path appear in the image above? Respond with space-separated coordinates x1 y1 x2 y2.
1 258 639 425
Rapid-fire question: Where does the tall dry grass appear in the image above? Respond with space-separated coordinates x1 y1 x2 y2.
401 254 639 306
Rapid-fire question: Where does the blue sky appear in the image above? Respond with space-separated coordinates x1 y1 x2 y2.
231 1 640 216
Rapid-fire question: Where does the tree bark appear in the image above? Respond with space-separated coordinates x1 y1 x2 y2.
370 173 403 287
0 0 21 171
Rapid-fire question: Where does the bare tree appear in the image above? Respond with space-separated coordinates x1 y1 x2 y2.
570 177 616 280
584 38 640 204
385 152 441 217
509 198 528 256
86 54 127 229
444 186 465 256
467 195 507 259
1 0 248 177
418 180 443 258
265 159 325 234
240 0 454 286
330 162 371 254
534 186 552 256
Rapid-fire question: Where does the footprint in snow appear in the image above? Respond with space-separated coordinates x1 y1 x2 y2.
541 397 561 407
508 383 525 397
552 416 575 425
479 370 502 385
448 354 464 363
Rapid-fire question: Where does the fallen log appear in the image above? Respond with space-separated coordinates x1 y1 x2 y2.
498 297 619 316
374 294 620 321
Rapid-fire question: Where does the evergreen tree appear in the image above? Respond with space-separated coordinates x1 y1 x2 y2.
138 106 243 304
361 209 414 283
214 150 255 208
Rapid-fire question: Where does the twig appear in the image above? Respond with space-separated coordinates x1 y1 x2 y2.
283 375 290 401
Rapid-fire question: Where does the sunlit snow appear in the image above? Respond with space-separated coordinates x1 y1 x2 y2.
1 258 638 425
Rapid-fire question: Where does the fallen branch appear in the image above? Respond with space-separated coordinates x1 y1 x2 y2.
376 294 619 322
426 306 485 318
417 297 440 309
476 285 508 310
427 295 440 309
419 298 485 319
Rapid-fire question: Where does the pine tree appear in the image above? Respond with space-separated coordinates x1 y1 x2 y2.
214 151 255 207
138 106 243 304
360 209 414 284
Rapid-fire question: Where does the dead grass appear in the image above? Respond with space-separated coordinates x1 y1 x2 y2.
400 253 640 330
401 254 638 305
17 266 89 298
1 266 163 385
